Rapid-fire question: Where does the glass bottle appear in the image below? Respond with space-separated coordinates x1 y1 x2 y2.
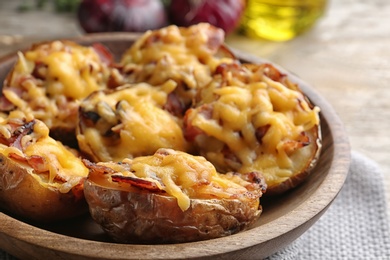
240 0 327 41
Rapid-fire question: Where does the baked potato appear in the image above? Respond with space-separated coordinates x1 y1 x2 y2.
0 40 115 147
0 110 89 222
119 23 236 117
184 63 322 194
83 148 266 244
77 82 187 162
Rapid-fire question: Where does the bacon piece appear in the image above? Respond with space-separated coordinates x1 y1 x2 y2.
92 43 114 66
106 66 125 89
7 152 25 162
111 175 163 192
0 136 11 147
163 92 186 117
8 153 48 173
0 96 16 111
31 61 47 80
84 159 163 192
260 63 286 83
214 62 248 84
9 121 35 150
183 110 203 142
82 159 117 175
183 104 215 142
0 120 35 148
26 155 47 173
255 124 271 144
282 132 310 154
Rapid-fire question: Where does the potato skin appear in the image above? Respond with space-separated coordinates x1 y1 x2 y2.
0 153 87 223
183 62 322 196
84 179 261 244
0 40 114 149
266 125 322 195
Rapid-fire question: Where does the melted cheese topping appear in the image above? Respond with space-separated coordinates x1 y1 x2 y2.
186 66 320 187
120 23 234 106
98 148 262 211
0 111 88 193
3 41 110 130
78 82 186 162
0 24 320 200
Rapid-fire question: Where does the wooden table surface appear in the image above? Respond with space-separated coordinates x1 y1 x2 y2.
0 0 389 216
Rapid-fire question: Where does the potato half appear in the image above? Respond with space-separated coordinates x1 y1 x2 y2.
119 23 236 117
0 40 115 147
77 82 187 162
83 148 266 244
0 111 89 222
184 63 322 195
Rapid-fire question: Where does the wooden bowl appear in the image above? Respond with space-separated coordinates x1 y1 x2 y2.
0 33 350 259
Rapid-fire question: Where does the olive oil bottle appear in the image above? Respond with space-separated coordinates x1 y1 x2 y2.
240 0 327 41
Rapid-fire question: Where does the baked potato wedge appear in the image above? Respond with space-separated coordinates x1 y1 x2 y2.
0 40 115 147
119 23 236 117
0 111 89 222
77 82 187 162
83 148 266 244
184 63 322 195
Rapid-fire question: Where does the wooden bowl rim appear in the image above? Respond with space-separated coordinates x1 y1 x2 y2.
0 32 351 259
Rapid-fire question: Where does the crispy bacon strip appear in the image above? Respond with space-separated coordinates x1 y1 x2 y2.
84 159 164 192
0 120 35 149
0 96 16 111
282 132 310 154
31 61 47 80
82 159 116 175
258 63 286 83
10 121 35 149
111 175 163 192
8 153 47 173
163 92 186 117
214 62 249 84
183 105 214 142
183 121 203 143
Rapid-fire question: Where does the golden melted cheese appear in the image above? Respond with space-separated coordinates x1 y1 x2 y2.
0 111 88 193
78 82 187 162
98 148 262 211
185 65 320 187
120 23 235 106
3 41 111 130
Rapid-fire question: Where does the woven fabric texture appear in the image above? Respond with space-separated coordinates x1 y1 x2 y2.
267 151 390 259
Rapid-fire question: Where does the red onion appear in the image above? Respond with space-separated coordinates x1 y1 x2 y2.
77 0 168 33
168 0 245 34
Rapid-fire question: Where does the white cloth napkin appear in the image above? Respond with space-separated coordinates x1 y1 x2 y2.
267 151 390 259
1 151 389 259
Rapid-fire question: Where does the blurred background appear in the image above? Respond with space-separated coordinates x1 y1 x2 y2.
0 0 389 211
